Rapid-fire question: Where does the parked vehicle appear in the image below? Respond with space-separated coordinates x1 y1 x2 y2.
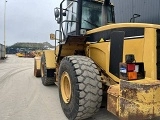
34 0 160 119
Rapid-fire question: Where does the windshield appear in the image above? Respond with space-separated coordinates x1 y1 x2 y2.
81 1 102 29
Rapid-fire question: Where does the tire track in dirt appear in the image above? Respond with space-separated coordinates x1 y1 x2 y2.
0 67 38 120
0 67 32 88
0 55 120 120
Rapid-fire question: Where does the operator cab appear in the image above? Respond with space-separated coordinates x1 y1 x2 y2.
54 0 115 43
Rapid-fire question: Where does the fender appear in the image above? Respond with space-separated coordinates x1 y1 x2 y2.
43 50 56 69
34 57 41 77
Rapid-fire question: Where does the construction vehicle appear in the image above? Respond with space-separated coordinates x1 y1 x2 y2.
16 48 26 57
33 50 43 57
16 48 37 58
34 0 160 119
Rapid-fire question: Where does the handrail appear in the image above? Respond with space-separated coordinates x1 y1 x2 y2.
60 20 78 41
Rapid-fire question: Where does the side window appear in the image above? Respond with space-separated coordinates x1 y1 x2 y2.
67 6 72 33
71 2 77 32
81 1 102 29
107 6 114 23
66 2 77 34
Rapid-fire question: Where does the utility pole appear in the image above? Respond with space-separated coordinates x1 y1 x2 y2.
4 0 7 56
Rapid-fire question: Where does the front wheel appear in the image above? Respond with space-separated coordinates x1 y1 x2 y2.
40 54 55 86
59 56 102 120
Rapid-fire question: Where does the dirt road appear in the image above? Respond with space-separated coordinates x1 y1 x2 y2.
0 55 118 120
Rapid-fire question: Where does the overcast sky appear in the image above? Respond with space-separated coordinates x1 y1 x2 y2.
0 0 62 46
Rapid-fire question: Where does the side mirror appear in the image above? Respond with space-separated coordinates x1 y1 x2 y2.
50 34 55 40
54 8 60 18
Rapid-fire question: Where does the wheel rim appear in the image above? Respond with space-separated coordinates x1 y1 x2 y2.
61 72 72 104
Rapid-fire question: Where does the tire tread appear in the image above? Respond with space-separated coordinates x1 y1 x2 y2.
41 54 55 86
60 55 102 120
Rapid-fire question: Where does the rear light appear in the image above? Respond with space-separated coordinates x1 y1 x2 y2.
127 64 135 71
128 72 137 80
119 54 145 80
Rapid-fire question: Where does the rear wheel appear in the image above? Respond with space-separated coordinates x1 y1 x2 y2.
41 54 55 86
59 56 102 120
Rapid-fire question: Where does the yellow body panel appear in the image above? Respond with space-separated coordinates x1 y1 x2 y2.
89 38 145 82
89 42 110 72
43 50 56 69
34 57 41 69
34 57 41 77
89 42 120 83
143 28 157 79
123 38 144 62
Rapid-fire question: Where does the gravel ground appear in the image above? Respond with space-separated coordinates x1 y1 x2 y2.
0 55 118 120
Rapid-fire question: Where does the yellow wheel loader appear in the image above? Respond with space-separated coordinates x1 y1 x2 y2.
16 48 36 58
16 52 25 57
16 48 26 57
34 0 160 119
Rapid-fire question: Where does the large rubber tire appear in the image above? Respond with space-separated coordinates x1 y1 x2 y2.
59 56 103 120
41 54 55 86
